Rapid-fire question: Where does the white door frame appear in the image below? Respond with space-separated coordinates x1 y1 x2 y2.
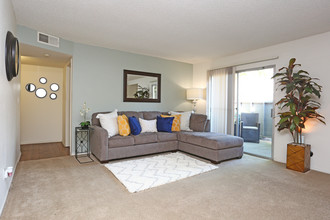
63 59 73 154
234 65 275 160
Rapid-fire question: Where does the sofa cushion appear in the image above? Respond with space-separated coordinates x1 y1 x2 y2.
156 116 174 133
161 114 181 132
190 114 207 132
119 111 143 119
139 118 157 133
96 110 119 138
129 116 142 135
157 132 177 142
178 132 243 150
92 111 142 127
108 135 134 148
118 114 131 136
92 111 111 126
133 132 158 145
169 111 192 131
143 111 161 120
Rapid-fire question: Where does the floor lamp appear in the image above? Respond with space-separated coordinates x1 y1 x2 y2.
186 88 203 113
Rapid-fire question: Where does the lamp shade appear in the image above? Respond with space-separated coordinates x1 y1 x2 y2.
186 88 203 100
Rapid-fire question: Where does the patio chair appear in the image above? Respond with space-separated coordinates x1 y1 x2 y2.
240 113 260 143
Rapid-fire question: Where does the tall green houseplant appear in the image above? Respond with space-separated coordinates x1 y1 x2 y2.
272 58 325 144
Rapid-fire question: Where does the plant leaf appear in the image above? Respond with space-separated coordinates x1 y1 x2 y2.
293 116 300 126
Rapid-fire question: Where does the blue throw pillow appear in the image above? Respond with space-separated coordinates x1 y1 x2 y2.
129 116 142 135
157 116 174 133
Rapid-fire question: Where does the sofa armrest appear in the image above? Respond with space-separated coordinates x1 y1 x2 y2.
90 125 109 162
190 114 210 132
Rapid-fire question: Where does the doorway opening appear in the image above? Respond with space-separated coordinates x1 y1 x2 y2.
234 66 275 159
20 43 72 160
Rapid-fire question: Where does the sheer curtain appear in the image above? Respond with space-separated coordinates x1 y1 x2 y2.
207 67 234 134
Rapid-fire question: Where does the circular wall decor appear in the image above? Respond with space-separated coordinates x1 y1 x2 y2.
25 83 36 92
5 31 20 81
50 83 59 91
50 93 57 100
39 77 47 84
35 88 47 98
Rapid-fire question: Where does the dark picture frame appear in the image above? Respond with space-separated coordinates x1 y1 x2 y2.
123 69 161 103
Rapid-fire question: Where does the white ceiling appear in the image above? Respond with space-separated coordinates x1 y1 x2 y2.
11 0 330 64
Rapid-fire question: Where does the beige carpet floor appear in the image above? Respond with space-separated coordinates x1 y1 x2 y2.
1 154 330 220
244 140 272 158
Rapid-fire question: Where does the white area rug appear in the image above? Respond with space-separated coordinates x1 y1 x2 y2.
104 152 218 193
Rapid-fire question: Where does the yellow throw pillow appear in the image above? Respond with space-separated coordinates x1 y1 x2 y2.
161 114 181 131
117 114 131 136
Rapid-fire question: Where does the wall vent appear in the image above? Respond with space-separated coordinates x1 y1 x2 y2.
37 32 59 47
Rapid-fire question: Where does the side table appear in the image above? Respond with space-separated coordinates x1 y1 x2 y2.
75 127 94 163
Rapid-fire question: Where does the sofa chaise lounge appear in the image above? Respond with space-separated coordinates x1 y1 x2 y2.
90 111 244 163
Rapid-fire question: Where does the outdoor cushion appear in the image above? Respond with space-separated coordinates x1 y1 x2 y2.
178 132 243 150
243 126 259 130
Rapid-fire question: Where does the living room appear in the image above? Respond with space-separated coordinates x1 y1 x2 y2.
1 0 330 219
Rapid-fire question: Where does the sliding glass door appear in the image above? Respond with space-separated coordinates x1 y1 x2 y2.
234 66 274 159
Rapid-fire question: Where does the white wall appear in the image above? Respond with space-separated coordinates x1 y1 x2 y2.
0 0 20 215
193 31 330 174
20 64 63 144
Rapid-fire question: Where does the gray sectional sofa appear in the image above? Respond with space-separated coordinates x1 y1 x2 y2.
90 111 243 163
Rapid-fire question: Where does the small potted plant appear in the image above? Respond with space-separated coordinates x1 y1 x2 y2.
80 102 91 129
134 86 150 99
272 58 325 172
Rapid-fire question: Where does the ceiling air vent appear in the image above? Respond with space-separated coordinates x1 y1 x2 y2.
37 32 59 47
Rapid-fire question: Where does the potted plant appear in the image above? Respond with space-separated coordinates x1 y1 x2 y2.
134 86 150 99
272 58 325 172
80 102 91 129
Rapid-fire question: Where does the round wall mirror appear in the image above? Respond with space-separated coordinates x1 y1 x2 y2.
50 83 59 91
25 83 36 92
50 93 57 100
39 77 47 84
35 88 47 98
5 31 20 81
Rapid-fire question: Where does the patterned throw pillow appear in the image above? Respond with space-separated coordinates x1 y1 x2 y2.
117 114 131 136
161 114 181 131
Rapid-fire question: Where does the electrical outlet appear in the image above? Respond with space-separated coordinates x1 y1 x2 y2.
3 167 13 179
